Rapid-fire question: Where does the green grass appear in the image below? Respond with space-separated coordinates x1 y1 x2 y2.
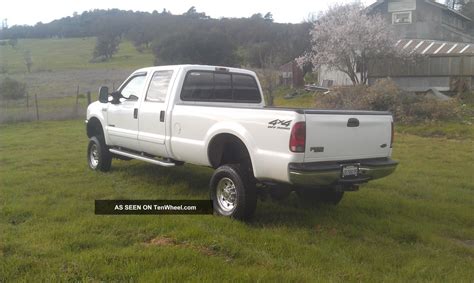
397 121 474 140
1 120 473 281
273 86 315 108
0 38 154 73
0 93 99 123
0 38 152 112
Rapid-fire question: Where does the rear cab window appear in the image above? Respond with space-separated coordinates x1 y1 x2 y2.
180 70 261 103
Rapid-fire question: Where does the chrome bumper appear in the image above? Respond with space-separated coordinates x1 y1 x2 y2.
289 158 398 187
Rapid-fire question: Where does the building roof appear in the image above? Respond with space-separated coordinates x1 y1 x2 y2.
395 39 474 55
425 0 472 21
367 0 472 21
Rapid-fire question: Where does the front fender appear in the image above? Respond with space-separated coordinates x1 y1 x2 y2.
86 102 110 144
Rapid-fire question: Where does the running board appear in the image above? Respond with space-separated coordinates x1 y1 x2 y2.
109 148 176 167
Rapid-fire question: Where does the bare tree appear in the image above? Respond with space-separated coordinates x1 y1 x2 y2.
8 38 18 49
298 2 406 85
23 50 33 73
445 0 465 10
259 49 280 106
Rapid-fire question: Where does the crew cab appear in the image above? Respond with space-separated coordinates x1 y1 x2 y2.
86 65 398 219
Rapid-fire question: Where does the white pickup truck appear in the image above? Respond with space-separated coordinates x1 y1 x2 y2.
86 65 398 219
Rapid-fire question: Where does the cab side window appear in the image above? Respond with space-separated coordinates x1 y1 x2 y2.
146 71 174 102
121 75 146 100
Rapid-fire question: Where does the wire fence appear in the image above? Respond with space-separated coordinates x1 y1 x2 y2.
0 85 107 124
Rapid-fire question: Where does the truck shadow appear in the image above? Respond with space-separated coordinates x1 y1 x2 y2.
113 161 340 227
113 161 213 195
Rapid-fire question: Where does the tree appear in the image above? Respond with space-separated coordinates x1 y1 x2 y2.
264 12 274 22
23 50 33 73
152 29 237 66
182 6 209 19
445 0 465 10
259 55 279 106
0 77 26 100
298 3 404 85
8 38 17 49
93 34 120 60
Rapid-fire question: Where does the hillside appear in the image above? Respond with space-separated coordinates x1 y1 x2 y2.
0 38 153 99
0 37 153 74
0 9 310 69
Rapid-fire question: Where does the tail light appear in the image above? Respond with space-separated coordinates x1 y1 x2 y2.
390 122 394 148
290 122 306 152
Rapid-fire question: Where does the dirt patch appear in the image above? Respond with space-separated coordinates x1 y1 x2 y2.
145 236 175 247
458 239 474 247
144 236 233 261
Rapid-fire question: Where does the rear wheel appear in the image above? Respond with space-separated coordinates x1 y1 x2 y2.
87 136 112 172
296 187 344 205
210 164 257 220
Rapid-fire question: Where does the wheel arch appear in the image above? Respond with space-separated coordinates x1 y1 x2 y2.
87 116 106 140
207 132 256 177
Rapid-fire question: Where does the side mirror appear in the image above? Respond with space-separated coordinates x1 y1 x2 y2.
99 86 109 103
110 91 123 104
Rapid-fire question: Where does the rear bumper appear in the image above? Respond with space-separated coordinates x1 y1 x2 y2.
289 158 398 187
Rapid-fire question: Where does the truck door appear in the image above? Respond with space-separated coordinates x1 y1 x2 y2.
107 73 147 150
138 70 174 157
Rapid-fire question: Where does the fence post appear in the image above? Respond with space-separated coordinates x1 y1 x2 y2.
87 91 91 105
34 94 39 121
26 93 29 110
75 85 80 115
112 82 115 91
75 85 79 107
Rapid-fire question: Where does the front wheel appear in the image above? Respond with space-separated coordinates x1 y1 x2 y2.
210 164 257 220
87 136 112 172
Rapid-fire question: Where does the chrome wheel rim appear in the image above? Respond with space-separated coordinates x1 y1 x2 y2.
89 144 99 168
216 177 237 212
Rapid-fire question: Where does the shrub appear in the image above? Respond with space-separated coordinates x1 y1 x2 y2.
314 78 462 123
0 77 27 100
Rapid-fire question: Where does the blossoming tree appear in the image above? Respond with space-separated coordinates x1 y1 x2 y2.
299 3 404 85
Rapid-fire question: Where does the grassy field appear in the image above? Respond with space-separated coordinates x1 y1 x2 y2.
0 120 473 281
0 38 150 122
0 38 154 74
0 38 149 104
0 37 473 281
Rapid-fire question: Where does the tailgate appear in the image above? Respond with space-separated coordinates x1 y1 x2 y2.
304 111 393 162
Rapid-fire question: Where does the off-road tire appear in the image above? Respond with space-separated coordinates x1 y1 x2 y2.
210 164 257 220
87 136 112 172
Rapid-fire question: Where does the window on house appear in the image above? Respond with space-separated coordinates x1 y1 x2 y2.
392 11 412 24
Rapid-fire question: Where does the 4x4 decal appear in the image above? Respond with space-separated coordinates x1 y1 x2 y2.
268 119 292 130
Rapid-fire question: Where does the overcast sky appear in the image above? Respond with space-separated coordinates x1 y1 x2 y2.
1 0 378 26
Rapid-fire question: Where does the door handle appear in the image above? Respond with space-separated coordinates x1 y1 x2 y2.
160 110 165 122
133 108 138 119
347 118 359 127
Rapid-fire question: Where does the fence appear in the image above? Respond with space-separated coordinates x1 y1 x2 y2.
0 85 107 124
